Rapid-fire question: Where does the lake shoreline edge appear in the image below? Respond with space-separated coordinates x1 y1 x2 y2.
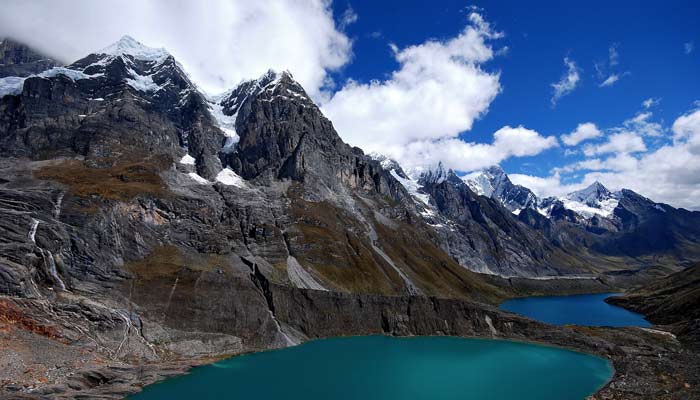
129 335 615 399
7 284 696 399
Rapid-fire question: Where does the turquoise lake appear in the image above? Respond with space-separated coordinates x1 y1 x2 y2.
130 335 612 400
499 292 651 327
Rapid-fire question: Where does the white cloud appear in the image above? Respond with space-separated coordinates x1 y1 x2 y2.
551 57 580 106
672 108 700 151
522 108 700 210
395 126 558 172
323 12 518 170
616 112 664 137
583 132 647 156
0 0 352 97
685 42 694 55
609 43 619 66
599 74 620 87
509 173 579 198
561 122 602 146
555 152 640 174
595 44 628 88
642 97 660 109
339 4 358 29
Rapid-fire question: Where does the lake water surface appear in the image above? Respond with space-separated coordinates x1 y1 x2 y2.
130 335 612 400
499 292 651 327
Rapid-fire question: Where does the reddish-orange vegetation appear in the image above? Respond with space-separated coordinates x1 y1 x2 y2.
0 299 61 340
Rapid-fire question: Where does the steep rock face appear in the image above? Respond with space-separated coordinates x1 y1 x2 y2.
0 36 224 179
0 37 508 333
222 71 406 203
465 165 538 214
419 171 582 276
0 39 59 78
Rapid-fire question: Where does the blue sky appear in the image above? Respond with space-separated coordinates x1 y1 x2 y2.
330 0 699 175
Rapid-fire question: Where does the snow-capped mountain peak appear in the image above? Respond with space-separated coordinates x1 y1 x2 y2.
366 153 433 206
463 165 538 214
413 162 451 185
562 181 620 218
566 181 613 205
367 152 403 173
207 69 312 154
97 35 170 64
463 165 507 197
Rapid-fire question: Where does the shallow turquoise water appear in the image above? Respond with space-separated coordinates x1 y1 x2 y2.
130 335 612 400
500 292 651 327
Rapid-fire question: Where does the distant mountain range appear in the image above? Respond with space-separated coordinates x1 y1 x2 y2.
371 157 700 276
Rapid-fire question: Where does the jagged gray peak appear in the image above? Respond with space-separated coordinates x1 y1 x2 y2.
463 165 539 214
566 181 617 205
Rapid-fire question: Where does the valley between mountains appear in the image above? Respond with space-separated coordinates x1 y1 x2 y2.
0 37 698 399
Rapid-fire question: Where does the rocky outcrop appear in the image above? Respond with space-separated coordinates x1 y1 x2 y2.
465 165 538 213
0 39 59 78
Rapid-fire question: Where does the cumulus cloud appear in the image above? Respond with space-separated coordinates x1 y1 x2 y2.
396 126 558 172
323 12 534 170
614 112 664 137
518 107 700 210
582 132 647 156
0 0 352 97
561 122 602 146
672 108 700 151
685 42 695 55
551 57 580 106
508 173 579 198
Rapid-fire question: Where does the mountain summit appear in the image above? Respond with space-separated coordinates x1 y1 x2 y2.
464 165 538 214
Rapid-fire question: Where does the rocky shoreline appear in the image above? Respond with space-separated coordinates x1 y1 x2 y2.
2 276 698 399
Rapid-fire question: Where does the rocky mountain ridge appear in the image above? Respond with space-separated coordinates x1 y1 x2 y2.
373 157 700 276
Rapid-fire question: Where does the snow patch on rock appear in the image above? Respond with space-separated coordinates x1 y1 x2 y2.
187 172 209 184
0 76 26 97
98 35 169 64
208 102 239 152
179 154 196 165
215 168 247 188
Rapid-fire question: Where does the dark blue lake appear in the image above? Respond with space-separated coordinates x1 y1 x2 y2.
500 292 651 327
130 336 612 400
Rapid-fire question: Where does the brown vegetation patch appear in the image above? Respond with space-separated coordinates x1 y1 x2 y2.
33 157 169 201
372 216 506 303
125 245 232 281
285 189 504 302
287 196 404 295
